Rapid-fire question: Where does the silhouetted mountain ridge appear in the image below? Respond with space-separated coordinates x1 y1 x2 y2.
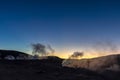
0 49 29 59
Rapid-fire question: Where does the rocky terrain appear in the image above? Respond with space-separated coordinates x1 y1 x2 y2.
0 56 105 80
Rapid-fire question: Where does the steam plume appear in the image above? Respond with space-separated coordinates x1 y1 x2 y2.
92 40 118 56
47 45 55 54
69 52 84 59
31 43 55 56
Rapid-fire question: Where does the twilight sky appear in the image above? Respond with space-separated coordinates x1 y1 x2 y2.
0 0 120 58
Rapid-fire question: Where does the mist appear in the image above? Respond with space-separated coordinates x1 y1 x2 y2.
31 43 55 56
81 40 119 58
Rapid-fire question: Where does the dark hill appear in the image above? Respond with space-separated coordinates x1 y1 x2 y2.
0 50 29 59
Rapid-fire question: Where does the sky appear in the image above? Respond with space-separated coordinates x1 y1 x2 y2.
0 0 120 58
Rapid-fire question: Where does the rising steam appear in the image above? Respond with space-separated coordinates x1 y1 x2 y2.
91 40 118 56
31 43 55 56
47 45 55 54
69 52 84 59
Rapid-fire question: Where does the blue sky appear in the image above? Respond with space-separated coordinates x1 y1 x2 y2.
0 0 120 57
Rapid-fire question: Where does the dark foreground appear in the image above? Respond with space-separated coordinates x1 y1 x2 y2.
0 57 119 80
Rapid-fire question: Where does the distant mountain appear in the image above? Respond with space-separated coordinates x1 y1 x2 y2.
0 50 29 60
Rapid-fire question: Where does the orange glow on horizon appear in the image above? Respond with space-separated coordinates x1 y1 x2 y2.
54 52 99 59
55 52 120 59
27 49 120 59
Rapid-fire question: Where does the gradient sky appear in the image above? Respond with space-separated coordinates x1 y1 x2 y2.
0 0 120 58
